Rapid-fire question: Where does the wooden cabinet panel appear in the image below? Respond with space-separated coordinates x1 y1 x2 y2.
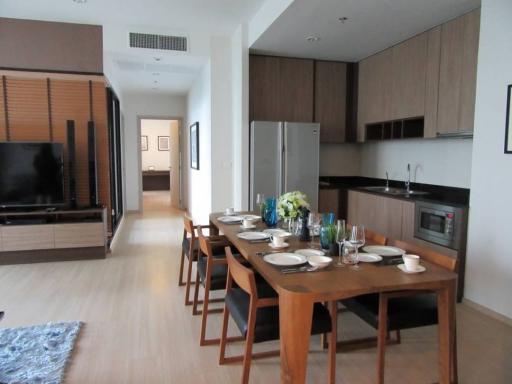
390 33 428 120
54 222 105 248
0 77 6 141
438 10 480 135
249 55 280 121
424 26 442 138
0 227 3 251
278 57 314 122
314 61 347 143
1 225 54 251
318 189 340 219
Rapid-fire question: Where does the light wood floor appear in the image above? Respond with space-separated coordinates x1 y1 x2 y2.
0 191 511 383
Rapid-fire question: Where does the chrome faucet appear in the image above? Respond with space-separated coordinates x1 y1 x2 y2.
405 163 411 193
385 171 390 191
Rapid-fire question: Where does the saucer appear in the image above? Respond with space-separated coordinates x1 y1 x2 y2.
269 242 289 249
397 264 426 274
240 224 256 230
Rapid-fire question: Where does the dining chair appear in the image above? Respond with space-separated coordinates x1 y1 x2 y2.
341 239 458 384
179 216 225 306
219 246 338 384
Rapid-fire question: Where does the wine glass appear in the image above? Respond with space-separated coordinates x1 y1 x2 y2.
335 220 346 267
256 193 265 216
349 225 365 270
308 212 321 247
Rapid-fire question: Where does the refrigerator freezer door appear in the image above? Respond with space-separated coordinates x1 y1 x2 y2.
283 122 320 211
250 121 283 210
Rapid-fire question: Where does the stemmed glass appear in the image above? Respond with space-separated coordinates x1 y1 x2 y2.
335 220 346 267
256 193 265 217
308 212 321 248
348 225 365 270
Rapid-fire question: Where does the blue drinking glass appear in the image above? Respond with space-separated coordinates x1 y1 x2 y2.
265 197 278 228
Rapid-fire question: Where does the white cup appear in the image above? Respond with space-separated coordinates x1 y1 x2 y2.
242 218 255 228
270 233 287 247
225 207 235 215
402 254 420 271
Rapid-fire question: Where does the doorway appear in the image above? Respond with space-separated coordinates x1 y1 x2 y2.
138 117 182 211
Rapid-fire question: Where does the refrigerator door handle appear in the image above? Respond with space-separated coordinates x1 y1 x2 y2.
281 124 286 195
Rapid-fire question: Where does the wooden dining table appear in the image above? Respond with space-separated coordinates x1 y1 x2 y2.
209 212 457 384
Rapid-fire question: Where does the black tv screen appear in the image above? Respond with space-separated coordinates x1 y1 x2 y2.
0 142 65 208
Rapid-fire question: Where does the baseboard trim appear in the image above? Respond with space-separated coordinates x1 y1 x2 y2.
462 298 512 327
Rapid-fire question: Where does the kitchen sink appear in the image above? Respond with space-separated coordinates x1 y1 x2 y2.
360 186 430 196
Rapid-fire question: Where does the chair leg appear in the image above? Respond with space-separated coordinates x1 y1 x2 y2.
241 302 257 384
328 301 337 384
199 280 211 346
184 254 195 306
219 305 230 365
377 295 388 384
178 248 186 286
192 269 201 316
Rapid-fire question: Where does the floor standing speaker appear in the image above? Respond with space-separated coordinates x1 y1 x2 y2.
88 121 98 207
66 120 77 209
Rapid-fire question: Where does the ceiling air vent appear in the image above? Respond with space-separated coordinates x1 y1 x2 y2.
129 32 188 52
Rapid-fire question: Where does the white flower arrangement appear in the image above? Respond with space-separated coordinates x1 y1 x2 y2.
277 191 310 220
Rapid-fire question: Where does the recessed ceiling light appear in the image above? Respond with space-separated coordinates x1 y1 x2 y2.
151 87 158 90
153 80 158 84
306 36 320 43
73 0 87 3
152 72 160 76
338 17 349 23
154 57 162 62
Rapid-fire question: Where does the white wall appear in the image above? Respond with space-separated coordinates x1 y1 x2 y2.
185 63 212 223
122 92 186 211
141 119 171 171
465 0 512 319
359 139 473 187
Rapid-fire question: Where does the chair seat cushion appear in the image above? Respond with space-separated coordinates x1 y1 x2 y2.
342 293 438 331
226 287 331 343
182 237 226 260
197 256 228 291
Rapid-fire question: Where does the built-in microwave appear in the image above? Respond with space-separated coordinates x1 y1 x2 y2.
414 201 467 250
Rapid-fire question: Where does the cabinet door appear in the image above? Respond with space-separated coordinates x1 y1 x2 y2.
1 225 55 251
314 61 347 143
390 33 428 120
278 57 314 122
249 55 280 121
437 10 480 134
424 26 442 138
54 223 105 248
318 189 340 219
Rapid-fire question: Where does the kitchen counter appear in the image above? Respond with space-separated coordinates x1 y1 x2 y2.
320 176 470 207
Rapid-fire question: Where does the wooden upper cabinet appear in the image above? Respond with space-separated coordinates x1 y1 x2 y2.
249 55 280 121
278 57 314 122
390 33 428 120
437 9 480 135
314 61 347 143
424 26 442 138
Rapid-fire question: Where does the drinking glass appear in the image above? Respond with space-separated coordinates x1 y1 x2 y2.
335 220 346 267
256 193 266 217
349 225 365 270
308 212 321 248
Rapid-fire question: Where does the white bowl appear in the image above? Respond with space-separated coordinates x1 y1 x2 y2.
307 255 332 269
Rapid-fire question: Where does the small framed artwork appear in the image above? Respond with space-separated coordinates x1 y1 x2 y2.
505 84 512 153
158 136 170 151
190 122 199 170
141 135 148 151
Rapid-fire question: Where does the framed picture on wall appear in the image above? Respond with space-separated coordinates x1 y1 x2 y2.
505 84 512 153
190 122 199 170
158 136 170 151
141 135 148 151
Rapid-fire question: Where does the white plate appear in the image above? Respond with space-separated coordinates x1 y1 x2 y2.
237 231 270 241
269 242 289 249
397 264 426 274
263 252 307 266
362 245 405 257
294 249 325 257
263 228 288 235
218 215 244 223
358 253 383 263
240 224 256 230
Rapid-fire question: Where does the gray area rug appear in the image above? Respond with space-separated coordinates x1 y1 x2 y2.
0 321 82 384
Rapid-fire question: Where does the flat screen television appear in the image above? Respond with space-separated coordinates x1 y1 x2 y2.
0 142 65 208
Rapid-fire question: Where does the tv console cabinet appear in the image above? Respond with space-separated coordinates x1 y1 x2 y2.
0 208 107 265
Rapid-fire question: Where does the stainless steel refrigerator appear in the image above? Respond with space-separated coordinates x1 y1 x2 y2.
249 121 320 211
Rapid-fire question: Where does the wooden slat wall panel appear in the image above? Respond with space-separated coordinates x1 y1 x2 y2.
0 78 5 141
51 79 90 206
6 78 50 141
91 82 112 233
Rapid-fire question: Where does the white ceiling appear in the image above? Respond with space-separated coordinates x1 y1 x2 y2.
0 0 265 94
251 0 481 62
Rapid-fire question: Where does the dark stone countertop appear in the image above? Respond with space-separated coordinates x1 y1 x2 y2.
319 176 470 207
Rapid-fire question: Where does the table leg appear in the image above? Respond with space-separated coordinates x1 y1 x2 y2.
279 290 314 384
209 219 219 235
437 280 456 384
